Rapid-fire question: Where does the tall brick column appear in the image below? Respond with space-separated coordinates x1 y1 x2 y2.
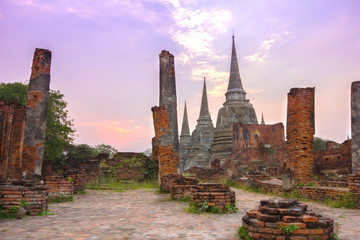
286 87 315 184
351 81 360 173
23 48 52 177
152 106 179 179
159 50 179 152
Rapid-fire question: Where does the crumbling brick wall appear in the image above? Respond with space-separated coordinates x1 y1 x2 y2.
348 174 360 208
152 106 178 179
100 152 153 181
314 140 352 174
229 123 286 175
286 87 315 184
0 100 26 181
45 175 73 200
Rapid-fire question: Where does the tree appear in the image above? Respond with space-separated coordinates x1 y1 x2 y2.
0 82 75 164
62 143 96 167
93 144 118 158
314 137 327 151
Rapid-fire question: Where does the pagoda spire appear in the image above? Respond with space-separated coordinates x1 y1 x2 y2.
225 35 247 103
199 77 210 119
261 113 265 125
180 101 190 136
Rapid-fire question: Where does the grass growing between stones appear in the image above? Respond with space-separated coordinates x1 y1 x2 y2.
86 179 158 192
185 201 237 214
237 226 253 240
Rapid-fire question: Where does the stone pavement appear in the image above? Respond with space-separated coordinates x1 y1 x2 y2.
0 188 359 240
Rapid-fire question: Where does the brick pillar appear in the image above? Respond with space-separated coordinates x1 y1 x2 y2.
152 106 179 179
286 87 315 184
351 81 360 174
8 103 26 179
159 50 179 152
0 101 15 181
23 48 51 176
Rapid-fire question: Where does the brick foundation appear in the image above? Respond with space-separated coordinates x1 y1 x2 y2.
286 87 315 184
242 199 335 240
160 174 182 192
170 176 198 200
191 183 236 210
0 180 48 215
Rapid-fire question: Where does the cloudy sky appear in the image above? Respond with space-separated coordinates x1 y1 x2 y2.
0 0 359 152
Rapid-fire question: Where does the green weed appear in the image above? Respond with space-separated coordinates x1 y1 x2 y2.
280 224 299 235
237 226 253 240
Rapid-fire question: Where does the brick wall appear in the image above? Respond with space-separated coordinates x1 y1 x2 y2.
191 183 236 210
45 175 73 200
348 174 360 208
152 106 178 178
314 140 352 174
0 100 26 181
185 166 228 181
286 87 315 184
0 180 48 215
100 152 152 181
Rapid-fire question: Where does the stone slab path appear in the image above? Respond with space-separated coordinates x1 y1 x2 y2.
0 188 359 240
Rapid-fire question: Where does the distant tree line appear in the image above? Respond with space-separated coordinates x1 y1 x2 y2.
0 82 118 167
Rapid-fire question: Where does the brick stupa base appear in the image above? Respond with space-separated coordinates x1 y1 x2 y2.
191 183 236 210
242 199 334 240
170 176 198 200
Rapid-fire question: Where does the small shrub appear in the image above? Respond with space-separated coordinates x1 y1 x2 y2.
280 224 299 235
8 206 18 213
67 177 73 182
20 200 29 208
186 201 237 214
76 189 87 194
238 226 253 240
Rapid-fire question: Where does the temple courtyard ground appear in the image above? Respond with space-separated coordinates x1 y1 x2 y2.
0 188 359 240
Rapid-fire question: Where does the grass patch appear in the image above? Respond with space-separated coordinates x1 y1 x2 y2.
1 229 7 232
37 210 55 216
177 196 191 202
75 189 87 194
238 226 253 240
325 193 358 209
86 179 158 192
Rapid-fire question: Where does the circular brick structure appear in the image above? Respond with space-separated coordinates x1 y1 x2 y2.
242 198 335 240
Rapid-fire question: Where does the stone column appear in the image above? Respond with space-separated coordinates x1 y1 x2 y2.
286 87 315 184
159 50 179 152
23 48 51 177
152 106 179 180
351 81 360 173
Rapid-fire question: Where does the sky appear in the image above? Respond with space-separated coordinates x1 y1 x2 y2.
0 0 359 152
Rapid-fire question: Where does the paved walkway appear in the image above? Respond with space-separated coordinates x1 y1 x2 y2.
0 188 359 240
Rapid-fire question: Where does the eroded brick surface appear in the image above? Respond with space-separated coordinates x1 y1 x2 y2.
152 106 178 178
0 100 26 181
243 199 335 240
351 81 360 173
286 88 315 184
23 48 51 176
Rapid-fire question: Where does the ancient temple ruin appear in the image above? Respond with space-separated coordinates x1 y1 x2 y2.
210 35 258 162
179 36 258 169
179 79 215 170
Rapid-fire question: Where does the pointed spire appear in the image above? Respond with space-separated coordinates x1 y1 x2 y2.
261 113 265 125
180 101 190 136
225 35 247 104
199 77 210 119
228 35 244 90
